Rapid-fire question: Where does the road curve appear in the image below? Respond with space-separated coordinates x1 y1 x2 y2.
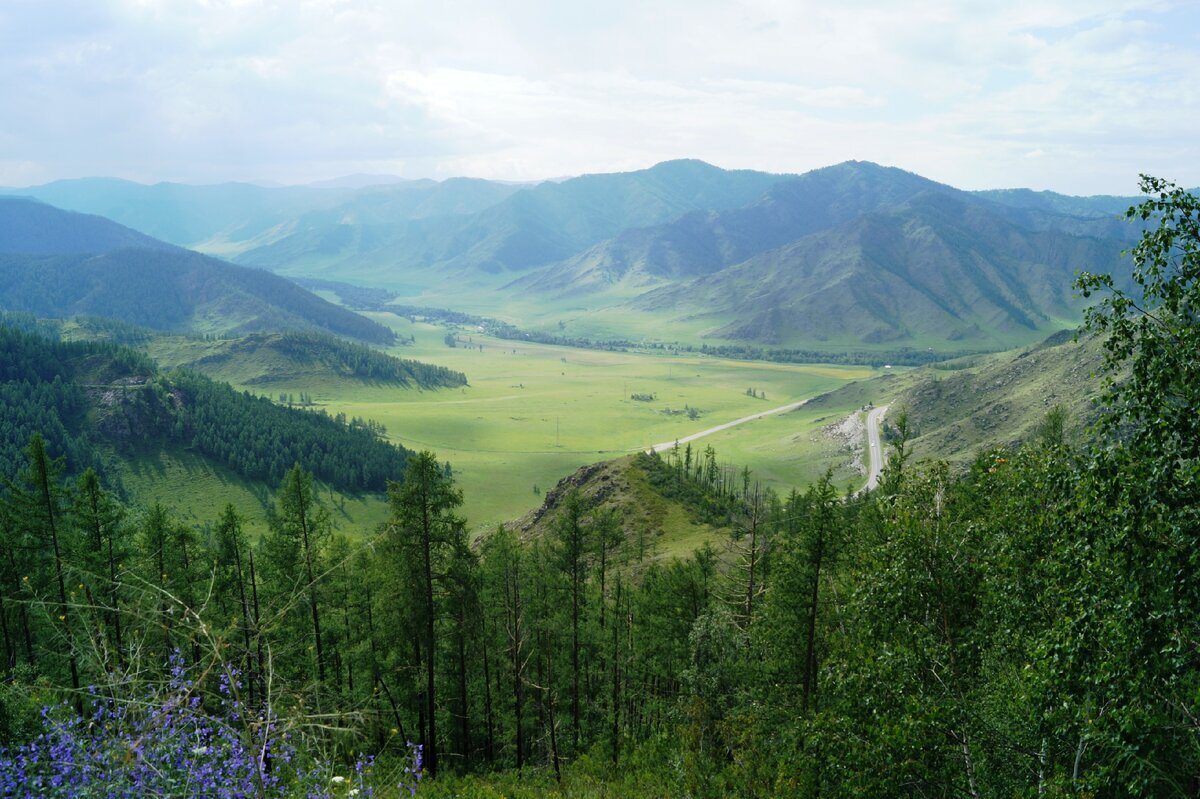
646 398 813 454
863 404 890 491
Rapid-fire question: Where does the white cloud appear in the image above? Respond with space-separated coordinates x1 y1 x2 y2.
0 0 1194 192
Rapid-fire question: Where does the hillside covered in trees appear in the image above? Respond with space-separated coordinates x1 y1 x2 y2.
0 322 410 493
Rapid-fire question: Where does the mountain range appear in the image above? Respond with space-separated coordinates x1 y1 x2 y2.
625 188 1126 348
4 160 1150 356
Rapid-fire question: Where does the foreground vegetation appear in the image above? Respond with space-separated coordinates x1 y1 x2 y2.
0 177 1196 796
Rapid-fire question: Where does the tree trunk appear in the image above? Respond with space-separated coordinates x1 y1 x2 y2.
457 623 470 769
571 556 581 754
248 548 265 703
420 474 439 777
105 516 124 669
482 616 495 763
802 531 824 715
232 541 253 705
546 643 562 783
610 577 621 766
296 492 325 686
0 592 13 669
34 442 80 707
509 561 524 770
178 532 201 667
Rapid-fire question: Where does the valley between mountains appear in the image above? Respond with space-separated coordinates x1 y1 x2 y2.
0 158 1131 533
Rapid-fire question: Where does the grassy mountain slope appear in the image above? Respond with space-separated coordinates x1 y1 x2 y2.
117 447 388 538
507 161 948 299
281 177 520 224
627 190 1126 352
9 165 1142 364
3 176 523 260
147 330 468 389
234 159 786 283
804 331 1108 470
511 453 732 560
896 331 1107 463
196 177 524 261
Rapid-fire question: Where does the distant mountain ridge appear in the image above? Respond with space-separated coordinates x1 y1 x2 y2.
0 196 174 254
2 178 350 247
4 161 1148 357
232 158 788 281
0 198 395 343
506 161 947 298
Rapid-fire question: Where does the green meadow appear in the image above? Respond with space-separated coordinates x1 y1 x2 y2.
168 311 879 530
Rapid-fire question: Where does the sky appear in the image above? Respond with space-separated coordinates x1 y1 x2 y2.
0 0 1196 194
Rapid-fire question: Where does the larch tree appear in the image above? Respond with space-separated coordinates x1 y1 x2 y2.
384 450 467 778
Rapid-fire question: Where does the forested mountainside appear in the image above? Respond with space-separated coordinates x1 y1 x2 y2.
0 197 396 343
0 323 408 493
0 196 173 253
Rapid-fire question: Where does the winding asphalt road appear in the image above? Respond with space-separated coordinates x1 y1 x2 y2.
863 404 890 491
646 397 813 454
644 398 889 494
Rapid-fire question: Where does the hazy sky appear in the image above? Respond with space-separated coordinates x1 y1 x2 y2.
1 0 1196 194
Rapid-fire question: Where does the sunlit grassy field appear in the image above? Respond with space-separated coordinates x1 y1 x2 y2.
177 311 876 530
